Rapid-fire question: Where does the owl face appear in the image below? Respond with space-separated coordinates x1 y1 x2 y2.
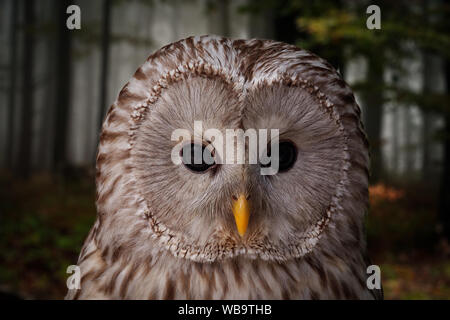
97 36 368 263
130 64 348 261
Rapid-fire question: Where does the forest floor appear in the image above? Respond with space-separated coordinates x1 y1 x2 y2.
0 172 449 299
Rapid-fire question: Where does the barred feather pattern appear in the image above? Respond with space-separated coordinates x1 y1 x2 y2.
66 36 382 300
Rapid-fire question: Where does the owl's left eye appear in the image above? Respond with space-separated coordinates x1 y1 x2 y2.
180 143 216 173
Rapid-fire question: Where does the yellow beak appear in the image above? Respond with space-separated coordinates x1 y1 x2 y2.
232 194 250 237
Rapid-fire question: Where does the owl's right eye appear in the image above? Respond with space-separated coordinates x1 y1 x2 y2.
260 140 297 173
180 143 216 173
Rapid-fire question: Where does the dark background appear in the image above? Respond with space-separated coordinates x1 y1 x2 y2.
0 0 449 299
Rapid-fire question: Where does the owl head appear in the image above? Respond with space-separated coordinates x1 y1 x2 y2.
95 36 369 264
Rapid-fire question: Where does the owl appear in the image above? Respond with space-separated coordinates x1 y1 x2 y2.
66 35 382 300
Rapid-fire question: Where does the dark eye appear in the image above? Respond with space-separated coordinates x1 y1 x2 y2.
261 140 297 173
180 143 216 173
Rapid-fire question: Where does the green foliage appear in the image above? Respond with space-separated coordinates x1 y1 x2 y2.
242 0 450 118
297 7 450 57
296 2 450 117
0 173 96 298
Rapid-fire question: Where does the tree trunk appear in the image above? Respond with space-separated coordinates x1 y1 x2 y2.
392 106 399 174
207 0 231 38
438 50 450 242
247 0 274 39
52 0 73 173
84 52 96 165
16 0 35 179
436 0 450 242
362 55 384 183
390 74 400 176
421 51 434 181
6 0 18 169
98 0 112 131
38 1 57 170
404 105 413 174
218 0 230 37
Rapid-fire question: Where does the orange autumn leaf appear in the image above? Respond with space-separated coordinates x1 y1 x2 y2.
369 184 405 205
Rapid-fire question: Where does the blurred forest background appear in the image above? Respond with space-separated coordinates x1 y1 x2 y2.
0 0 449 299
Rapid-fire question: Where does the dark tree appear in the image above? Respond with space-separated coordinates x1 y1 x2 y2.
6 0 19 169
421 0 434 181
440 60 450 242
38 0 57 170
362 54 384 183
16 0 35 178
440 61 450 242
207 0 231 37
98 0 112 131
439 0 450 242
52 0 73 173
218 0 231 37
